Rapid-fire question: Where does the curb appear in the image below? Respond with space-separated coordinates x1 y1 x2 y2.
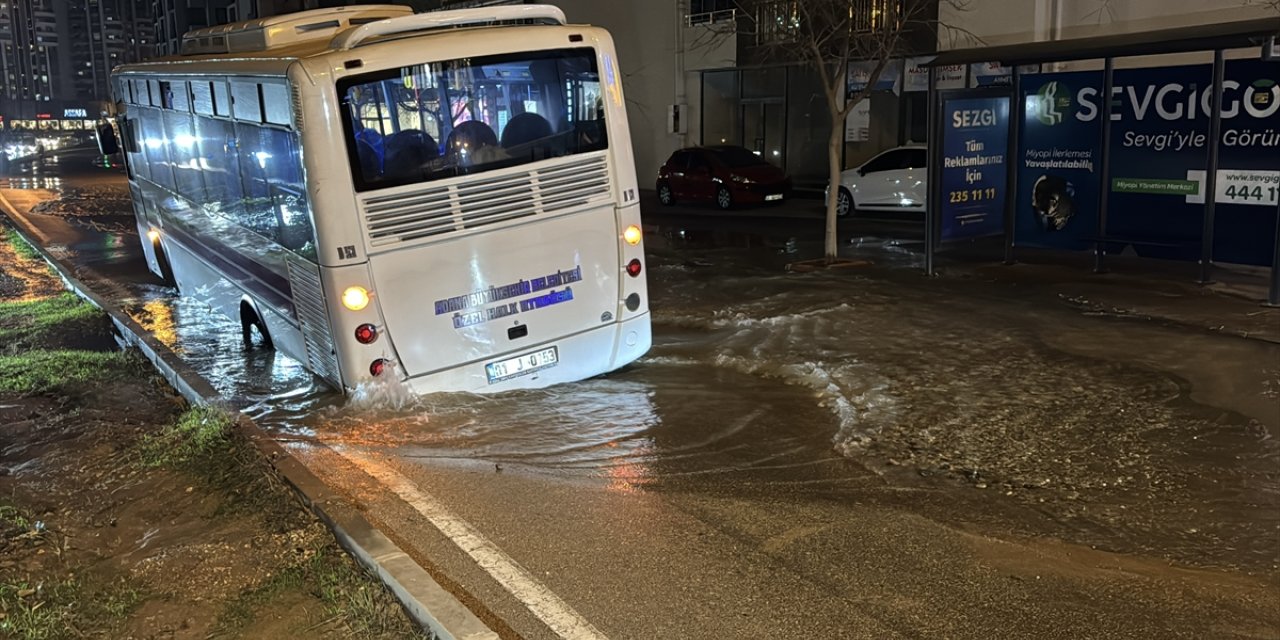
0 204 498 640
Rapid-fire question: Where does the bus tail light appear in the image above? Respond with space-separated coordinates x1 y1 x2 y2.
147 228 160 242
355 323 378 344
623 225 642 246
626 259 642 277
342 286 370 311
370 358 388 377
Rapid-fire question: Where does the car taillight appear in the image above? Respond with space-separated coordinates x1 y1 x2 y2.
626 259 642 277
355 323 378 344
370 358 387 377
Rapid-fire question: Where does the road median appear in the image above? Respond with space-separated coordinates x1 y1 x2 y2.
0 208 496 639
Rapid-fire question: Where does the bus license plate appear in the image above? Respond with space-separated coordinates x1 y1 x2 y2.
765 194 784 201
485 347 559 384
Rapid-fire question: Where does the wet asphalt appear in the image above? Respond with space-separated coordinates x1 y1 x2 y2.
3 150 1277 639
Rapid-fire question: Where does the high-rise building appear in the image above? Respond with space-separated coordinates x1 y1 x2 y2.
1 0 156 130
66 0 157 101
0 0 61 105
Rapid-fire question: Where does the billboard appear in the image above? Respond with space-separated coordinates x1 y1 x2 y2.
1016 60 1280 265
941 96 1010 240
1017 72 1103 250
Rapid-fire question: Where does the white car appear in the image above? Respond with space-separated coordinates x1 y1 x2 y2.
827 144 927 217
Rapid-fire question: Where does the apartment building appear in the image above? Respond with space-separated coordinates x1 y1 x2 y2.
1 0 156 129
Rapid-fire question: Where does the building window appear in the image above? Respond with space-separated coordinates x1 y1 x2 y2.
691 0 734 14
754 0 799 45
852 0 896 32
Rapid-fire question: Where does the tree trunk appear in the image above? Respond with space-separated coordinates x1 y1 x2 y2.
825 112 843 263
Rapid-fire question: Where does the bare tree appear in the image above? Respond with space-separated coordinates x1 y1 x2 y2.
724 0 947 264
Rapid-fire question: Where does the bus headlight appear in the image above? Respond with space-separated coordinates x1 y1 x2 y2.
623 225 642 246
342 286 371 311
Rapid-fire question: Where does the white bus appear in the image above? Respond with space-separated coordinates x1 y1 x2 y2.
106 4 651 394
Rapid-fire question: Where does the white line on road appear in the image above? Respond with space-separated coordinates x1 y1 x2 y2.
336 448 610 640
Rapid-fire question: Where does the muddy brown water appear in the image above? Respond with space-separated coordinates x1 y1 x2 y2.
8 154 1279 590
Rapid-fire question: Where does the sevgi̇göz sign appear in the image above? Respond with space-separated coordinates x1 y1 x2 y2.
940 96 1010 240
1016 60 1279 265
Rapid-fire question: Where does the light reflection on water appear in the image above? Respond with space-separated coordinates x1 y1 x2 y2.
0 177 63 190
44 173 1273 577
123 292 313 402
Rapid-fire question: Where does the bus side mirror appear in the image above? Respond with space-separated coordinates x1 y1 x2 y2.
96 123 120 156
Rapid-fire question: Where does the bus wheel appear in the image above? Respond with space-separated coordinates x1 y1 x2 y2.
240 302 274 350
151 235 176 288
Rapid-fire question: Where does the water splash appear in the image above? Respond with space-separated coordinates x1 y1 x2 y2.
346 367 421 413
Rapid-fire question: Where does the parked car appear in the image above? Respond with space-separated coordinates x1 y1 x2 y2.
828 144 927 217
657 145 790 210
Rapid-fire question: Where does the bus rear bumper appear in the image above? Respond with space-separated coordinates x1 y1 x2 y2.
400 313 652 395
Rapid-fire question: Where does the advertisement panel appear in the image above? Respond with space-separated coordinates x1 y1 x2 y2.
847 59 903 95
970 62 1012 87
1017 59 1280 265
845 98 871 142
941 96 1009 240
1017 71 1103 250
904 57 966 92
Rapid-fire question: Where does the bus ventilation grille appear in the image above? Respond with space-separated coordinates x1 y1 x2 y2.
287 259 342 389
359 154 611 247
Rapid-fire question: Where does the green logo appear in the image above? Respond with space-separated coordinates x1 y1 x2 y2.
1251 79 1275 109
1034 81 1073 126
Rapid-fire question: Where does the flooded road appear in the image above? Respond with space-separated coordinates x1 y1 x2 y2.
4 151 1277 638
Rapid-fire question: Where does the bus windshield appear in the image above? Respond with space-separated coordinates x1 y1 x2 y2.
338 47 608 192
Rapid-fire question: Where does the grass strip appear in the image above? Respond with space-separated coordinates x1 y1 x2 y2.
0 293 106 349
0 349 138 394
3 227 40 262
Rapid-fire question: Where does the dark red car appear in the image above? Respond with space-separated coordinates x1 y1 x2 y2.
656 145 791 210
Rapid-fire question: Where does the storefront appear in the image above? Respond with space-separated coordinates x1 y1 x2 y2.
697 59 1002 191
0 102 106 132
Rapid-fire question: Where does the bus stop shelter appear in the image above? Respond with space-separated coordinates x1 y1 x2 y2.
920 17 1280 305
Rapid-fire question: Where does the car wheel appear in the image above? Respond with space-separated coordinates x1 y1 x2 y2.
716 186 733 210
657 181 675 206
836 188 854 218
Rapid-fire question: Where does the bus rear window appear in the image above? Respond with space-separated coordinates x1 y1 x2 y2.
338 48 608 192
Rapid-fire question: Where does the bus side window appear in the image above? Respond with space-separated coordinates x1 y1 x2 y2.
261 128 314 258
123 115 150 183
139 107 174 192
164 109 207 206
192 82 215 116
233 122 279 241
194 115 244 220
232 81 263 122
262 83 291 127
